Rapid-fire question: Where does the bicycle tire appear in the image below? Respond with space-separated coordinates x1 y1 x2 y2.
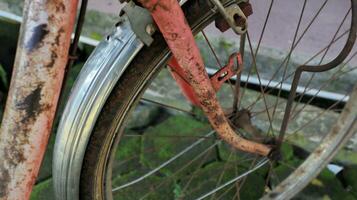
64 0 356 199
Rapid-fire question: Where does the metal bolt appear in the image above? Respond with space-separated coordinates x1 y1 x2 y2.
215 2 252 33
146 24 156 35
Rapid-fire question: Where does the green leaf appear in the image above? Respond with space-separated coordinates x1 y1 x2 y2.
140 115 215 176
89 32 103 41
296 168 355 200
113 130 142 175
281 142 294 161
30 179 54 200
339 166 357 198
0 63 8 89
112 170 174 200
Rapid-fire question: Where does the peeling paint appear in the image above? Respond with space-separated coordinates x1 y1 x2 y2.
0 166 10 198
25 23 49 51
16 86 43 123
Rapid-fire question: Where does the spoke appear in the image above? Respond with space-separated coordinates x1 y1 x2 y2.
219 157 260 200
112 130 216 192
250 53 355 127
173 145 215 199
216 183 236 200
264 162 274 190
201 30 236 95
290 54 356 121
139 141 220 199
252 107 344 116
286 93 349 139
246 32 274 136
269 0 307 132
234 160 241 200
210 151 235 200
202 30 223 68
244 0 329 110
124 133 216 140
233 33 246 112
278 161 297 170
249 67 357 138
180 156 256 199
117 147 156 168
245 29 350 111
239 0 274 109
250 58 355 122
291 8 351 114
252 0 275 57
141 96 194 115
290 89 349 127
233 156 259 197
195 158 269 200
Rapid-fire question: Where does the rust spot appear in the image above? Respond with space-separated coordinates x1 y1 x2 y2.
330 127 338 135
0 166 10 198
54 27 64 46
46 51 58 68
46 27 64 68
4 146 26 166
169 33 178 40
213 114 225 126
25 24 49 52
297 168 305 175
315 148 323 155
16 85 43 124
206 90 215 99
56 2 65 12
46 0 66 13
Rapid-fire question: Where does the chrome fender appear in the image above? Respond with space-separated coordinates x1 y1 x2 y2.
53 17 144 200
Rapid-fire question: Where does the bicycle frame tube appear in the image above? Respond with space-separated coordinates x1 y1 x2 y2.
0 0 78 199
138 0 271 156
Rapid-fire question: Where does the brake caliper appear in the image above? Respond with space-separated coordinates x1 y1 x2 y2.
214 1 253 34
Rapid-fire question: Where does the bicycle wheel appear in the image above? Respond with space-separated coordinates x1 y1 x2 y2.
74 0 356 199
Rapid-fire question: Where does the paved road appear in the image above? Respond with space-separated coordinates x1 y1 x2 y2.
88 0 356 65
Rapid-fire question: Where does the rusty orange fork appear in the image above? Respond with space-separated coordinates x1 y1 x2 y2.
138 0 271 156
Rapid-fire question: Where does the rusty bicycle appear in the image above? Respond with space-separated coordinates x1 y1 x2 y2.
0 0 356 199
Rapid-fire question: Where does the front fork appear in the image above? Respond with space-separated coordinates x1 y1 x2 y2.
138 0 271 156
